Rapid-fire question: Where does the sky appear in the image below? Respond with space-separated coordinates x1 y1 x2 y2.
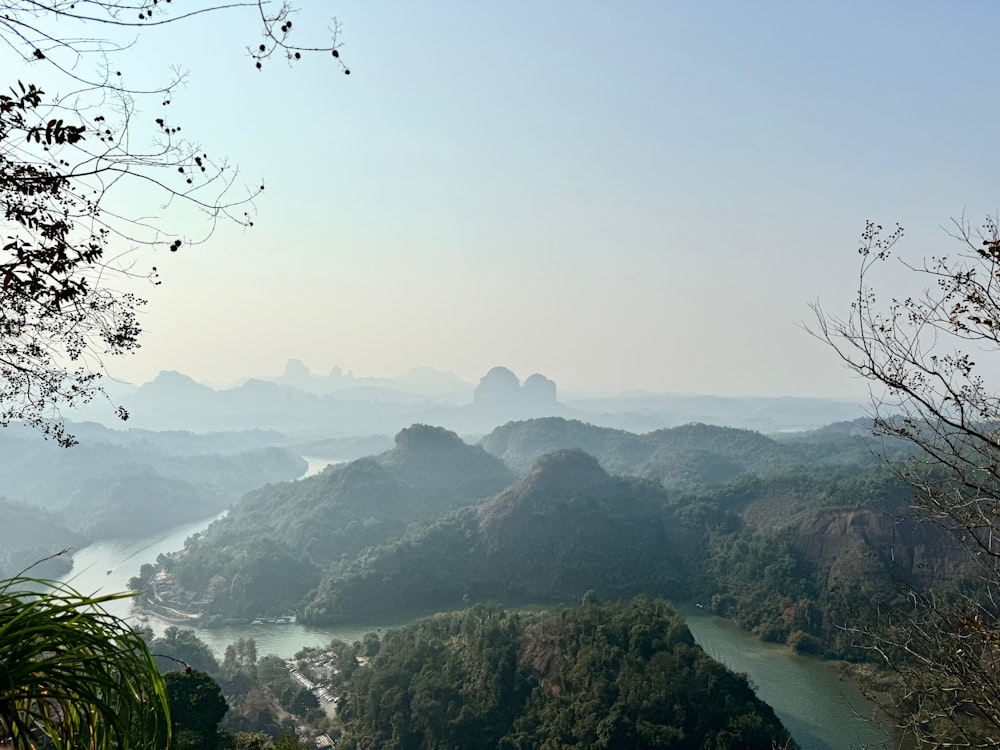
15 1 1000 398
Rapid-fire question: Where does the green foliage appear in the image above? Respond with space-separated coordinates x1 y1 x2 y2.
273 734 306 750
153 626 221 673
255 655 288 687
168 426 514 619
0 576 169 750
478 416 894 483
511 597 792 749
220 687 291 739
284 687 318 715
143 414 971 680
653 462 949 657
337 605 538 748
361 631 381 657
198 538 320 620
337 598 795 749
162 669 228 750
230 730 272 750
152 416 950 662
306 450 695 623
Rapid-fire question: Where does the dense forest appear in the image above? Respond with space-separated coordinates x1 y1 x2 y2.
0 499 84 578
304 449 697 623
337 597 795 749
128 416 974 667
12 413 981 748
138 598 795 749
153 425 515 619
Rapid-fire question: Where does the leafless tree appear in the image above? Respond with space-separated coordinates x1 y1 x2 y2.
0 0 348 445
812 217 1000 748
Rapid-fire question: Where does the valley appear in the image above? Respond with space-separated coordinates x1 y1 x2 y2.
47 404 943 748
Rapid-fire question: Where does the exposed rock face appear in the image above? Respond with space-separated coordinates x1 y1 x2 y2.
471 367 562 423
523 373 557 403
474 366 522 405
791 509 976 587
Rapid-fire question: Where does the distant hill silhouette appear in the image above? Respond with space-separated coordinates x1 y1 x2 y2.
0 498 83 579
0 422 306 549
564 392 863 433
480 417 790 482
268 360 472 397
68 365 863 437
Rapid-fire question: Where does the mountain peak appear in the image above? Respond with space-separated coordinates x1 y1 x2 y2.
527 448 606 481
392 424 467 452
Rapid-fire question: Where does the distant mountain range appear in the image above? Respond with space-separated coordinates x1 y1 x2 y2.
68 361 865 438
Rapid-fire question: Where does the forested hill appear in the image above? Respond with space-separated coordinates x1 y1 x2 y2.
0 499 84 579
337 597 796 749
143 417 971 661
164 425 516 619
0 422 306 518
478 416 888 481
303 450 699 624
0 423 307 574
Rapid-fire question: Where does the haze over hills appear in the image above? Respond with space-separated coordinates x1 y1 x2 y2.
2 372 937 749
0 423 307 577
153 425 516 620
0 499 85 579
68 360 865 437
266 359 472 399
132 416 970 667
10 400 956 748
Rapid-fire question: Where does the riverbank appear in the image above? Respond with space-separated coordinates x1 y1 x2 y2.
57 507 892 750
678 605 890 750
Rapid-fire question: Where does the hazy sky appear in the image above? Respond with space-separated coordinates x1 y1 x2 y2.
44 1 1000 397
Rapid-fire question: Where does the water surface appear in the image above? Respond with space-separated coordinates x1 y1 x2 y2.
680 606 891 750
57 458 891 749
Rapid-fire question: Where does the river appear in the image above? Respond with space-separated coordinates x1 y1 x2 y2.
56 459 891 750
678 606 891 750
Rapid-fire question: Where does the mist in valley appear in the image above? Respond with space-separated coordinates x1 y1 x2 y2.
5 4 1000 749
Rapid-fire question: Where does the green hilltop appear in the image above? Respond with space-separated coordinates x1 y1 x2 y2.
135 416 968 664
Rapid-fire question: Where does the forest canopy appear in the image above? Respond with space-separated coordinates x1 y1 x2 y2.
336 598 796 750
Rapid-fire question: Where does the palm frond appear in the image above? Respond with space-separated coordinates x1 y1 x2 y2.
0 575 169 750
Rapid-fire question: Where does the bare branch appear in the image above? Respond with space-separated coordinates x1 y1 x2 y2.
812 217 1000 748
0 0 349 444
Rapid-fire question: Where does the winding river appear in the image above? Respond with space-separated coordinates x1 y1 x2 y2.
56 458 891 750
678 606 890 750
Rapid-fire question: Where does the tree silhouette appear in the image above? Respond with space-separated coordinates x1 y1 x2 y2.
813 216 1000 748
162 669 228 750
0 0 348 445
